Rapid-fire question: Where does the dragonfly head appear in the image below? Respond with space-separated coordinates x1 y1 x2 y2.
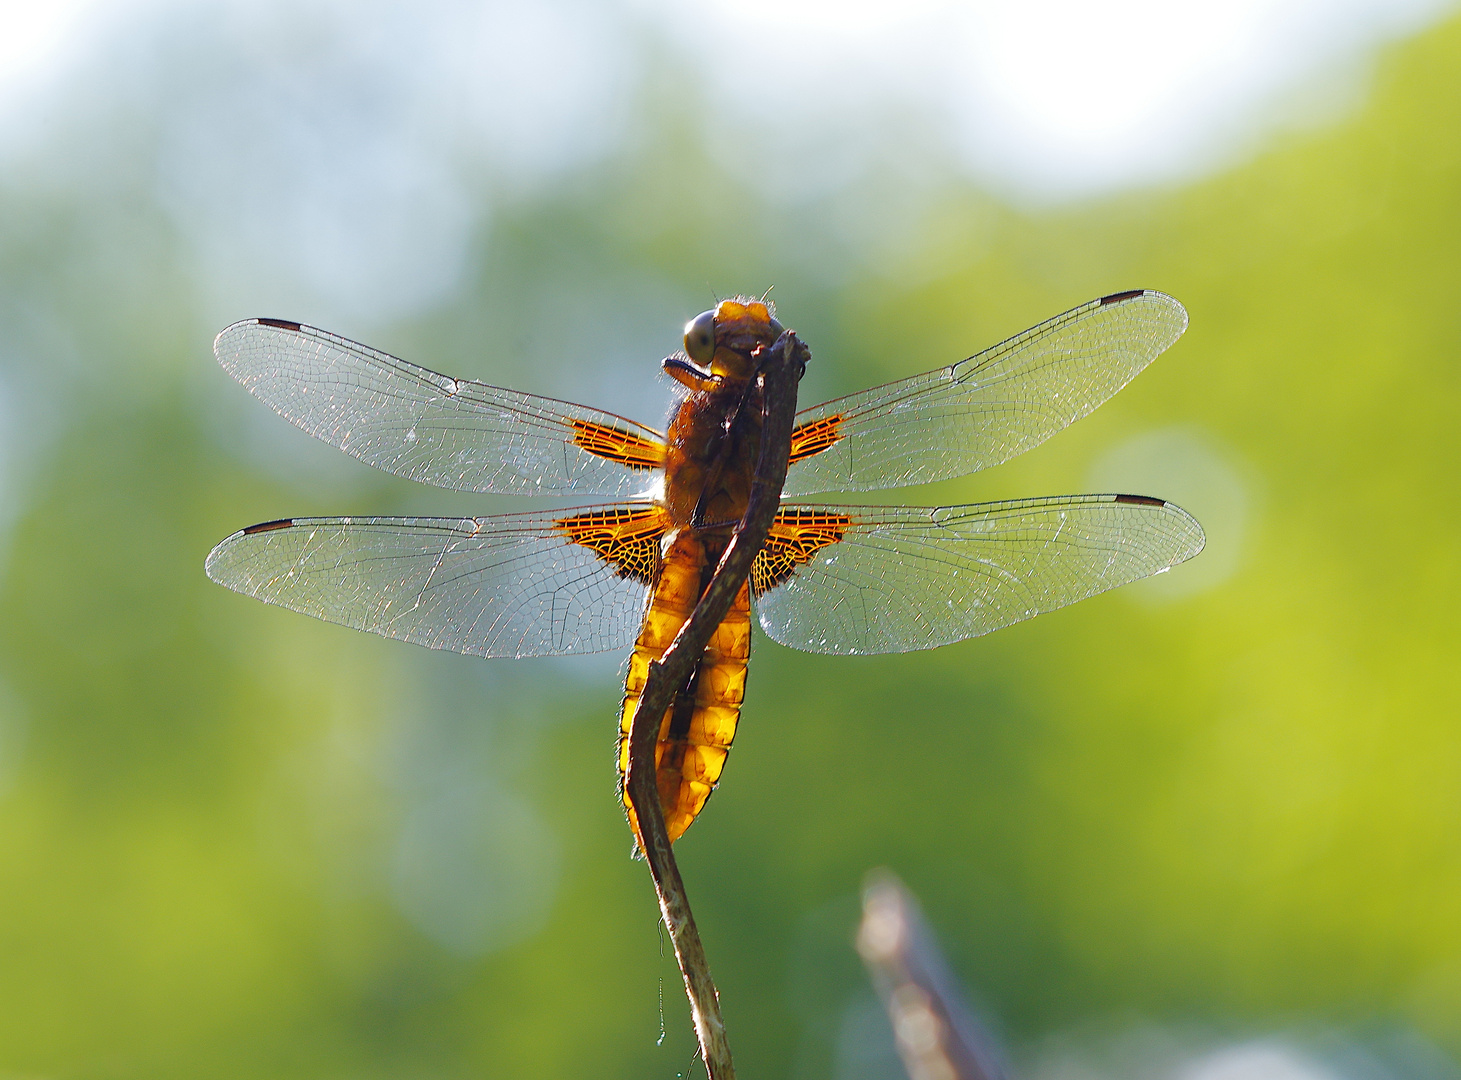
683 298 784 382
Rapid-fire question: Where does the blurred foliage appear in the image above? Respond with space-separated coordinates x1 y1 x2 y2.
1 10 1460 1080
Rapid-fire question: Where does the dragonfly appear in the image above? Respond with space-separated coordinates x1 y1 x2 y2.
206 290 1204 843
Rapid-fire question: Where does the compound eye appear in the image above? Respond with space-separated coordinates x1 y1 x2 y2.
683 309 716 367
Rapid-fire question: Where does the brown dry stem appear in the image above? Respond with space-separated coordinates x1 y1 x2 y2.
625 329 807 1080
858 871 1011 1080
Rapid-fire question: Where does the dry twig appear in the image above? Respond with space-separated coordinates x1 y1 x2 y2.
625 329 808 1080
858 871 1011 1080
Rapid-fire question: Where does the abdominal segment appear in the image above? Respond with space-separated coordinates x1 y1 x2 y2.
620 529 751 844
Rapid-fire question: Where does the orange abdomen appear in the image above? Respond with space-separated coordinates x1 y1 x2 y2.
619 529 751 843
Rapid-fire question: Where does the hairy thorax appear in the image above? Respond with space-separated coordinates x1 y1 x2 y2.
661 377 765 535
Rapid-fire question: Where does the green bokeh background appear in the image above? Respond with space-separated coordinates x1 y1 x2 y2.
1 10 1460 1080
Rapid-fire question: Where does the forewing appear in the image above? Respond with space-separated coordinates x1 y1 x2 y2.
753 495 1205 655
783 291 1187 495
206 505 668 658
215 319 666 497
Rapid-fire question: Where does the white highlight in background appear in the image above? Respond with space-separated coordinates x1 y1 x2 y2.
4 0 1459 199
2 0 1455 325
660 0 1459 198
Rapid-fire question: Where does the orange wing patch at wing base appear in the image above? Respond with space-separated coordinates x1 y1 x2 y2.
554 505 668 584
752 507 851 594
570 419 666 471
787 413 844 465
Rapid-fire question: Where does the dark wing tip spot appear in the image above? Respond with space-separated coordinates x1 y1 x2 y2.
1099 289 1146 306
256 317 302 331
242 518 295 534
1114 494 1166 507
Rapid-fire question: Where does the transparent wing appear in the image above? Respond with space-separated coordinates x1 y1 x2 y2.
215 319 666 497
753 495 1205 655
205 506 663 658
782 290 1187 496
